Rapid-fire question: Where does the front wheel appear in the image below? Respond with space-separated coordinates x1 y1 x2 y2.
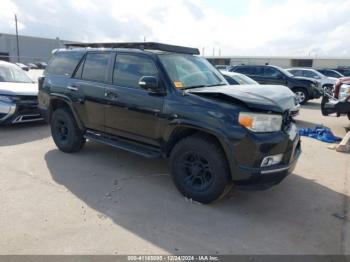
51 107 86 153
170 134 230 204
293 88 309 104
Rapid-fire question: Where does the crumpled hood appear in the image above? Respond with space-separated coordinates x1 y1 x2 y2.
187 84 296 113
0 82 38 96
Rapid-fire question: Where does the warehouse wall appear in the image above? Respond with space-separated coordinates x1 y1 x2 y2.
0 33 75 63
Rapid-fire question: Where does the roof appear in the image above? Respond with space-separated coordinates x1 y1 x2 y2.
64 42 200 55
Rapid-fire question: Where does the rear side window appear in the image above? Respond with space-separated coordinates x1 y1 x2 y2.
113 54 158 89
81 53 110 82
46 51 84 76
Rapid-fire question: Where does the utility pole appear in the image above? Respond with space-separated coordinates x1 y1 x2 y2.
15 14 20 62
143 36 146 42
212 47 215 56
202 47 205 56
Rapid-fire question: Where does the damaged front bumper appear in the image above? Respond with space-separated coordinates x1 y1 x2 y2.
0 96 43 125
321 95 350 117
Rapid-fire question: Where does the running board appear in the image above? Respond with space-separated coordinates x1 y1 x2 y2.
84 130 162 159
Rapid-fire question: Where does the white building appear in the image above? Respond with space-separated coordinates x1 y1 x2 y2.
0 33 77 64
206 56 350 69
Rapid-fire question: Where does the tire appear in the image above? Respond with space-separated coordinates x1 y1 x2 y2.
293 88 309 104
51 107 85 153
347 112 350 121
170 134 230 204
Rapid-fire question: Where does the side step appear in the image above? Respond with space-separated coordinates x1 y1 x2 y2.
84 130 162 159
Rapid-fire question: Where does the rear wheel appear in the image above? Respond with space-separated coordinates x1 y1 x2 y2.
51 107 85 153
170 134 230 203
293 88 309 104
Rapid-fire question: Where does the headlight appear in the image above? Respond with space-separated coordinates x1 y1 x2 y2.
339 84 350 101
310 83 316 88
238 112 282 132
0 95 13 103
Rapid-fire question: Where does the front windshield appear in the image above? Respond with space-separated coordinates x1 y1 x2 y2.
0 64 33 83
159 54 227 89
232 74 258 85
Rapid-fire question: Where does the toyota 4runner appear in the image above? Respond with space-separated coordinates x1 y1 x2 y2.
39 42 301 203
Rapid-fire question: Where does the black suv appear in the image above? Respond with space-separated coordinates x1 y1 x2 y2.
39 42 301 203
229 65 321 104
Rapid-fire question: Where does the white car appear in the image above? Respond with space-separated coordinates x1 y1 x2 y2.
286 68 336 93
220 71 259 85
0 61 42 124
221 71 300 116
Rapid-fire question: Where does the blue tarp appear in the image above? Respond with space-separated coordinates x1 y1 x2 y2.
298 125 342 143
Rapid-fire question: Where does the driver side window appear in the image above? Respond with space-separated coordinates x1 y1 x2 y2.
113 54 158 89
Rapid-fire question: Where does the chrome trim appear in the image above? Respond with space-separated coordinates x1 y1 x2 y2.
11 114 43 124
261 166 290 174
67 86 78 91
0 102 16 121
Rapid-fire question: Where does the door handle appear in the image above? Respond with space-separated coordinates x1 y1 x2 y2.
105 91 118 99
67 85 78 91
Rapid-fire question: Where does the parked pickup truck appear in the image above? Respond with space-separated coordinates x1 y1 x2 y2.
39 42 301 203
321 77 350 120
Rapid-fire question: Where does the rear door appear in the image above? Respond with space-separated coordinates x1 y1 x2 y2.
70 51 113 132
104 52 165 146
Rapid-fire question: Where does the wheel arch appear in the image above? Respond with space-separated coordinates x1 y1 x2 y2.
48 95 84 130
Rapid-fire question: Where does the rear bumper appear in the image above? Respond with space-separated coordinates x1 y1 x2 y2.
321 95 350 116
0 101 43 125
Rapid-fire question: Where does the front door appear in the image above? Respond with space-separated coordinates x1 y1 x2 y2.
104 53 164 146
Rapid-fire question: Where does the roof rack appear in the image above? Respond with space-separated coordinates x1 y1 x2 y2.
64 42 200 55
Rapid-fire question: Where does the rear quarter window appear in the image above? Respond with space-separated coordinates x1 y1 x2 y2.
46 51 84 77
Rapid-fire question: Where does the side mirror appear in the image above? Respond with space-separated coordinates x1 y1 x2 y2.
139 76 161 93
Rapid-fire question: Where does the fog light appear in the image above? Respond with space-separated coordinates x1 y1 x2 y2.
261 154 283 167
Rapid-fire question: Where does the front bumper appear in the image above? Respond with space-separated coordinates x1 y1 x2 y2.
0 99 43 125
321 95 350 117
226 123 301 190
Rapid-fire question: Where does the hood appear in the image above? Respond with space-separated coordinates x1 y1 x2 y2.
293 76 317 84
0 82 38 96
187 84 296 113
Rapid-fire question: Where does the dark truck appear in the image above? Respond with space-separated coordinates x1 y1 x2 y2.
229 65 322 104
38 42 301 203
321 77 350 120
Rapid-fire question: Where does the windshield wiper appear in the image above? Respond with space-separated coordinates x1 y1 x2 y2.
182 83 226 90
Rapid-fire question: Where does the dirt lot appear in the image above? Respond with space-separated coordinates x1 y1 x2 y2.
0 100 349 255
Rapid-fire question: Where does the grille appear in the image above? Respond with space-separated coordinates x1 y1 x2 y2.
282 111 293 131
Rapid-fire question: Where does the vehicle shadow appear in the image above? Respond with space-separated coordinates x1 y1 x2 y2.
0 122 50 146
301 101 321 111
44 142 348 254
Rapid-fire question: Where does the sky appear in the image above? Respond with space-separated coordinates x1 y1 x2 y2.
1 0 350 56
